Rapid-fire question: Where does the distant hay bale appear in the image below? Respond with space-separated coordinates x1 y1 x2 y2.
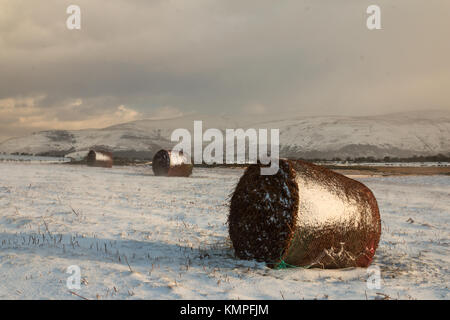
152 149 193 177
229 159 381 269
86 150 113 168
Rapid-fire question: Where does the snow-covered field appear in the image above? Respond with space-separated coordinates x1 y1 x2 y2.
0 163 448 300
0 154 70 163
316 161 450 167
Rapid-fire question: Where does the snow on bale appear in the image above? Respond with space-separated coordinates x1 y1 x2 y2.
228 159 381 269
152 149 193 177
86 150 113 168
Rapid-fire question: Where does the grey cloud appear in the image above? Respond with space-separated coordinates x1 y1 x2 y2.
0 0 449 140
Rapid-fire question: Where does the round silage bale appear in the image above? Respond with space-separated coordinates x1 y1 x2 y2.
86 150 113 168
229 159 381 269
152 149 193 177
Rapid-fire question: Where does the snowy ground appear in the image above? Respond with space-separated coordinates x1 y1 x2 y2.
0 154 70 163
0 162 448 300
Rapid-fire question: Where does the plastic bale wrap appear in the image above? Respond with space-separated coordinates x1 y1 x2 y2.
152 149 193 177
228 159 381 269
86 150 113 168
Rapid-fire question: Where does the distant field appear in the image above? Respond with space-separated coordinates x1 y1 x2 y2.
195 162 450 176
0 154 70 163
327 165 450 176
1 154 449 176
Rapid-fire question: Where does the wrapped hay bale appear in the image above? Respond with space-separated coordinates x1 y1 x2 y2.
152 149 193 177
86 150 113 168
229 159 381 269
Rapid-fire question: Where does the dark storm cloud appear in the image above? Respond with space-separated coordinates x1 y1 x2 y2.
0 0 449 140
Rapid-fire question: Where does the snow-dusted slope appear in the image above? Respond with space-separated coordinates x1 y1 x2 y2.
273 110 450 159
0 111 449 159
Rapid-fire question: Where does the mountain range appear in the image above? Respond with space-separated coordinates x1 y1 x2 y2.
0 110 449 160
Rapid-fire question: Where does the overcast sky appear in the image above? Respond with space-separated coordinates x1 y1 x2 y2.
0 0 449 141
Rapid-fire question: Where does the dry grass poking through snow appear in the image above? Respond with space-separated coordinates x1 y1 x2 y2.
0 163 448 299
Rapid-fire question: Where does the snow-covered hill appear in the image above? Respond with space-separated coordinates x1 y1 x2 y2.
0 110 449 160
